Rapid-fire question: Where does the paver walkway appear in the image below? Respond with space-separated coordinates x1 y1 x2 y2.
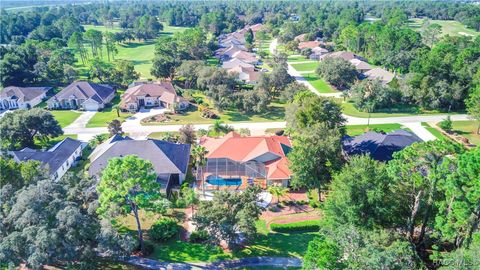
125 256 302 270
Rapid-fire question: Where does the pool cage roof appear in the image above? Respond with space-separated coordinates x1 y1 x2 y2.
197 157 267 180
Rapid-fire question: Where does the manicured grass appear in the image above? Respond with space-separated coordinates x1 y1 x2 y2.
83 24 123 33
421 122 448 140
86 96 133 128
142 95 286 126
452 120 480 145
287 55 309 62
346 123 403 136
50 110 82 127
290 62 319 72
150 240 232 262
407 18 479 37
34 134 78 149
302 73 336 93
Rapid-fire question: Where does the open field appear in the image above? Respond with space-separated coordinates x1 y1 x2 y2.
86 95 133 128
50 110 82 127
290 62 319 72
77 24 191 78
407 19 479 37
452 120 480 145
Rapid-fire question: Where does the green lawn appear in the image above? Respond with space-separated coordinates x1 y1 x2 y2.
78 24 191 79
143 98 286 126
452 120 480 145
303 73 336 93
50 110 82 127
346 124 404 136
407 18 479 37
290 62 319 72
83 24 123 33
34 134 78 149
86 96 133 128
150 240 232 263
287 55 309 62
421 122 448 140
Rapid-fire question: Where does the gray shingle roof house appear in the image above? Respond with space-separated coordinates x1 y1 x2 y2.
9 137 84 180
89 135 191 187
47 81 115 111
342 130 422 161
0 86 51 110
363 68 395 85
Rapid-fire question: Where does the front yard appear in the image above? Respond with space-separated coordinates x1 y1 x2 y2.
302 73 336 93
50 110 82 127
290 61 319 72
346 123 405 136
452 120 480 145
86 95 133 128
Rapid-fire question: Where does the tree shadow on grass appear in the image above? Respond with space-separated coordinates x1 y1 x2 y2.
120 41 156 49
150 240 232 263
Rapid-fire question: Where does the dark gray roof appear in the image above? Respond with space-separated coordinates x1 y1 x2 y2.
48 81 114 104
9 137 83 174
342 129 422 161
88 136 191 177
0 86 51 102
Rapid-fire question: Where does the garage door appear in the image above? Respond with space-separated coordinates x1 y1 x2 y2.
83 102 99 111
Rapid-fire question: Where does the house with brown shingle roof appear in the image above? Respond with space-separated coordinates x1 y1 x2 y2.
197 132 292 190
298 41 321 50
119 82 188 112
227 66 263 84
47 81 115 111
364 68 395 85
0 86 51 110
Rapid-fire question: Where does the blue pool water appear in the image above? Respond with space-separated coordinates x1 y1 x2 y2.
206 176 242 186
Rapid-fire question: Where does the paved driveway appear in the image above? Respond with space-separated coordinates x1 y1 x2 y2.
123 107 168 127
65 111 96 129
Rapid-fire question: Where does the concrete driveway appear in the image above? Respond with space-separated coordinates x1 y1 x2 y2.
65 111 97 129
123 107 168 127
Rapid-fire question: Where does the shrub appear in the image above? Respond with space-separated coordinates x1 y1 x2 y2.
189 230 208 243
148 217 179 242
439 116 453 132
143 241 155 256
270 220 321 233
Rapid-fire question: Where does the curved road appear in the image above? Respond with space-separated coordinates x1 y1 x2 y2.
65 39 469 142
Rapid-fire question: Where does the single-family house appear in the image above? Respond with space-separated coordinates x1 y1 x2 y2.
294 33 307 42
9 137 84 180
319 51 357 62
197 132 292 190
228 66 263 84
231 51 259 65
342 130 422 161
47 81 115 111
349 59 372 73
215 45 244 61
222 58 255 70
89 135 191 190
298 41 321 50
0 86 51 110
309 46 329 60
363 68 395 85
119 82 188 112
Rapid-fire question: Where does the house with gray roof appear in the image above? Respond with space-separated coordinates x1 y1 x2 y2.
0 86 51 110
342 130 422 161
9 137 84 180
47 81 115 111
89 135 191 189
364 68 395 85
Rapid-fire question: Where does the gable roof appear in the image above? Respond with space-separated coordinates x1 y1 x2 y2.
364 68 395 84
349 59 372 71
298 41 321 50
9 137 82 175
200 132 292 180
119 82 183 108
222 58 255 69
0 86 51 102
342 130 422 161
231 51 258 64
88 136 191 177
48 81 114 104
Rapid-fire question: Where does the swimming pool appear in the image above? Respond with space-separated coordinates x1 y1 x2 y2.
206 176 242 186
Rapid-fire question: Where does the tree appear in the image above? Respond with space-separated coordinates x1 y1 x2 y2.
267 186 288 204
325 155 399 228
435 148 480 249
0 157 47 191
107 119 124 136
83 29 103 58
350 79 401 112
0 108 63 150
113 104 120 117
286 91 346 135
96 155 171 253
178 124 197 144
421 20 442 47
387 140 464 244
466 85 480 134
438 233 480 270
245 28 254 47
316 57 358 89
193 185 262 248
176 60 203 89
304 235 344 270
68 31 87 65
288 124 343 201
438 116 453 132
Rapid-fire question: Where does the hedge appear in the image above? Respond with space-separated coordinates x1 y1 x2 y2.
270 220 320 233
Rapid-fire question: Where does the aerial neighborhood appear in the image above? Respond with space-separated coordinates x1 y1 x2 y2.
0 1 479 270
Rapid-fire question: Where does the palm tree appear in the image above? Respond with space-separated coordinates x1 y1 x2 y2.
191 145 208 196
211 120 224 136
113 104 120 117
268 186 288 204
